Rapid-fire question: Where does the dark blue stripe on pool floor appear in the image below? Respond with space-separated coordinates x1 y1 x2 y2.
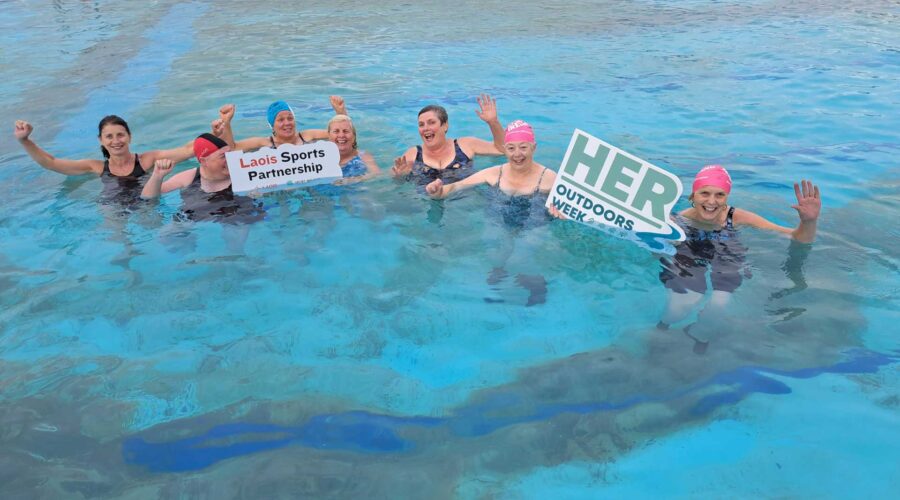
122 349 898 472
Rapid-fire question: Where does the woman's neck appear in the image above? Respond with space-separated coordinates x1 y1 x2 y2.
423 137 452 155
106 151 133 167
339 149 359 165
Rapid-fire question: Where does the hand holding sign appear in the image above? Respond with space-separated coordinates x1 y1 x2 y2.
547 205 567 220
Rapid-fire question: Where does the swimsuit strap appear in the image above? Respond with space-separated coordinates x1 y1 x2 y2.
452 139 464 158
269 136 276 148
496 165 504 185
298 132 307 144
191 167 202 185
726 206 735 230
132 153 145 177
415 145 424 164
533 167 547 194
102 153 143 177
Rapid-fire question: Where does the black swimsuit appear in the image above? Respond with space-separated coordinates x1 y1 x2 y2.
269 133 307 148
99 153 146 207
659 207 747 294
411 139 473 186
177 169 265 224
488 166 550 230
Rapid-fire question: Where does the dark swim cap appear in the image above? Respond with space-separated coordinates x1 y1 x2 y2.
193 133 228 161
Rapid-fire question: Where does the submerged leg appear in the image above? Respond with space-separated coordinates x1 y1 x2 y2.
659 289 705 327
516 273 548 307
686 290 733 344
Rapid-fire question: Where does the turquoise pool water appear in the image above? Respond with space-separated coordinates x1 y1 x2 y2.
1 0 898 497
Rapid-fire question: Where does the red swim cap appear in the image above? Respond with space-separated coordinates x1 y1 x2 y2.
193 133 227 161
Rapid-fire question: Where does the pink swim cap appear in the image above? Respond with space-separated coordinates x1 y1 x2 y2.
692 164 732 194
504 120 535 144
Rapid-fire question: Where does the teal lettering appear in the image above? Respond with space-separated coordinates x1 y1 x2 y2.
563 133 611 186
632 168 679 221
601 153 641 203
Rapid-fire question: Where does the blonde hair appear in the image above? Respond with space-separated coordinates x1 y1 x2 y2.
327 114 357 149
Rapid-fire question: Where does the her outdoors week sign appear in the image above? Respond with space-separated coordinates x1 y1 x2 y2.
225 142 342 194
546 129 686 253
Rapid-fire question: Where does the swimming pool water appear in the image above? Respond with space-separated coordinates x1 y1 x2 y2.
1 0 898 498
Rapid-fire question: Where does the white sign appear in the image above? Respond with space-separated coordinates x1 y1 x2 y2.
547 129 686 252
225 142 341 194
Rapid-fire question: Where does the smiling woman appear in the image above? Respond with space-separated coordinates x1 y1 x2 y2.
326 113 380 184
391 94 507 186
14 116 197 178
658 164 822 350
227 96 347 151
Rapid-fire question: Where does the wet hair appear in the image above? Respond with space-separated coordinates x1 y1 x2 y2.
417 105 448 125
97 115 131 158
327 114 358 150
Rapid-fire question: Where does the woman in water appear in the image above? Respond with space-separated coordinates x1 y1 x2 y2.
392 94 505 185
326 114 380 184
13 116 196 202
658 164 821 351
228 96 347 151
425 120 555 206
426 120 557 306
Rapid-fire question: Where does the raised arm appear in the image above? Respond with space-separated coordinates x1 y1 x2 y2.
458 94 505 157
735 180 821 243
330 95 348 116
211 104 236 148
14 120 102 175
425 166 497 199
141 160 195 200
300 95 350 141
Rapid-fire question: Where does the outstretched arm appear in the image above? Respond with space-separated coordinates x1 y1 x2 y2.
425 167 497 199
735 180 821 243
14 120 102 175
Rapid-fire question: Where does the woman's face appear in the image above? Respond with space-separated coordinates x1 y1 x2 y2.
273 110 296 140
200 146 232 180
99 124 131 156
691 185 729 222
504 141 536 168
417 111 448 146
328 120 355 154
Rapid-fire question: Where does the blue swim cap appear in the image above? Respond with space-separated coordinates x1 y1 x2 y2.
266 100 294 128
